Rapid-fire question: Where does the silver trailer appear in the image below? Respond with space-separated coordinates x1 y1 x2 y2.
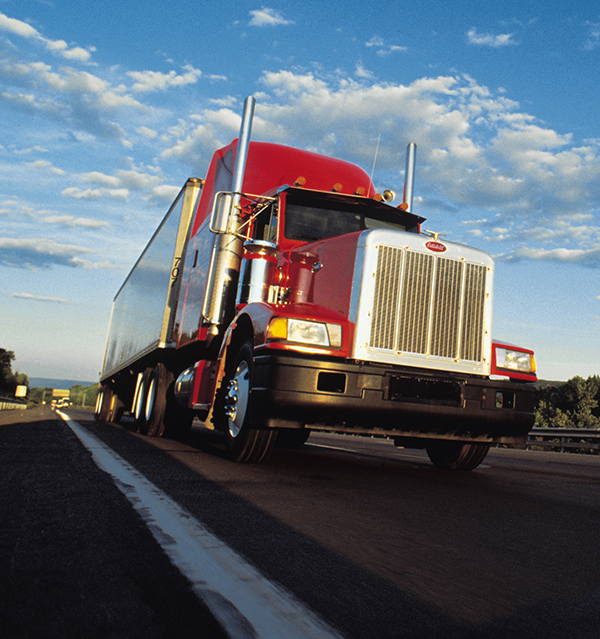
101 178 204 380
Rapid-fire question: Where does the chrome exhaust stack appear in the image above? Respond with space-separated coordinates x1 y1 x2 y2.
402 142 417 212
203 96 256 334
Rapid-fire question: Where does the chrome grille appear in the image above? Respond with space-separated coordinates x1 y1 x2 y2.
369 246 487 363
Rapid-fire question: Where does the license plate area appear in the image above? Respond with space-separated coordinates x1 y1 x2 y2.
388 375 463 406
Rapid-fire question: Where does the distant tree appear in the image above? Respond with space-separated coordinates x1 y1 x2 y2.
14 371 29 388
0 348 15 392
69 383 99 408
0 348 27 394
535 376 600 429
28 387 53 406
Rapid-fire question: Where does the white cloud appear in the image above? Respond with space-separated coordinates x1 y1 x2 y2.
145 184 182 205
584 21 600 51
12 292 73 304
366 36 408 56
127 65 202 93
73 169 162 199
249 8 293 27
0 58 144 141
42 215 109 229
0 12 38 38
355 63 375 80
502 246 600 267
62 187 103 199
79 171 121 187
136 126 158 138
0 12 93 61
467 28 517 47
107 189 129 200
25 159 65 175
0 237 97 269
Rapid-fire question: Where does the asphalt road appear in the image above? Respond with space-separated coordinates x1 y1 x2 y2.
2 406 600 639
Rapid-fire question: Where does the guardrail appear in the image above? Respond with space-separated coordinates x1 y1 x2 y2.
0 397 27 411
525 427 600 453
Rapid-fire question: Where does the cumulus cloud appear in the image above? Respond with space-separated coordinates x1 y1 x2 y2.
467 28 517 47
156 68 600 269
0 237 98 269
366 36 408 56
145 184 182 206
249 8 293 27
62 187 103 199
0 12 93 61
584 21 600 51
0 57 145 141
42 215 109 229
137 126 158 138
64 168 163 201
127 65 202 93
12 292 73 303
25 159 65 175
500 245 600 267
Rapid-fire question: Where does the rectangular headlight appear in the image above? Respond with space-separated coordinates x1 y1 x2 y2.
495 348 536 373
288 319 329 345
267 318 342 348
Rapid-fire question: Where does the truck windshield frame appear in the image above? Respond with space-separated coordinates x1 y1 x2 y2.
282 188 425 242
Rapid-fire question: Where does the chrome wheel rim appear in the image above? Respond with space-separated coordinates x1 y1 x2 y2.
224 360 250 438
145 377 156 423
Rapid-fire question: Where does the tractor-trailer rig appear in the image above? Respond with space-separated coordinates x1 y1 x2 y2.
96 96 537 470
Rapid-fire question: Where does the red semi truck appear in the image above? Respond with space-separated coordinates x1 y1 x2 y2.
96 96 537 470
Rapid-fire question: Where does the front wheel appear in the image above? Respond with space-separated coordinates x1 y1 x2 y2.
217 341 276 463
426 441 491 471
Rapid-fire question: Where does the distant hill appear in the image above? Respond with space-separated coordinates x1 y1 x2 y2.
29 377 97 390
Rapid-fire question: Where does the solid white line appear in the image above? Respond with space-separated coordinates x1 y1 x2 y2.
58 412 344 639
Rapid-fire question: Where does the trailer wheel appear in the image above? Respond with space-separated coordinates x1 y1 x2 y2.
143 363 173 437
426 441 491 471
134 368 153 434
218 341 276 463
107 392 124 423
95 385 111 421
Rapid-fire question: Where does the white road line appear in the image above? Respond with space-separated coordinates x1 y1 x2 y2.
58 413 345 639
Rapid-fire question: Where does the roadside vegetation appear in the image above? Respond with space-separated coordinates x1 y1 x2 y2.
0 348 28 396
534 376 600 429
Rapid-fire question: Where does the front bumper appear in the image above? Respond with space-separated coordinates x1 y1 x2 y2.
251 352 535 444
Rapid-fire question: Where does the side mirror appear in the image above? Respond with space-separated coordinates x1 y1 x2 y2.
209 191 234 233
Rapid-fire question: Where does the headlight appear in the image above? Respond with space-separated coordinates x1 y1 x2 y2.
495 348 536 373
267 317 342 348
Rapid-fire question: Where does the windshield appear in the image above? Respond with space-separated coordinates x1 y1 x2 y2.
284 191 421 242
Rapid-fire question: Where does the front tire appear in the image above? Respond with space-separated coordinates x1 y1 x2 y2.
217 341 276 463
426 441 491 471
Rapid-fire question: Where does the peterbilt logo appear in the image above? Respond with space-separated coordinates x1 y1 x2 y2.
425 241 447 253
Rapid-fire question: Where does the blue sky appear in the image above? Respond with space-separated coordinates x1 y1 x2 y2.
0 0 599 382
